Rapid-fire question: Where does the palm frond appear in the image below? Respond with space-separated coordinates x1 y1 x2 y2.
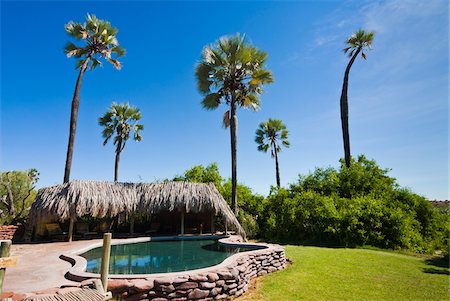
201 93 221 110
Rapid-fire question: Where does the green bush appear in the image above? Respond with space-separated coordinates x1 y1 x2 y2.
237 210 259 239
172 159 448 254
0 169 39 225
263 156 448 254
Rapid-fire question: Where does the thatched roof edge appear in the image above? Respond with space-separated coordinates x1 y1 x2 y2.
30 180 245 237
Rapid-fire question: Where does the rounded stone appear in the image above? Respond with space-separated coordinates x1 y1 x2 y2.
199 281 216 289
176 281 198 290
189 274 208 282
130 279 154 292
209 287 222 297
154 278 172 286
107 279 132 293
207 273 219 282
188 288 209 299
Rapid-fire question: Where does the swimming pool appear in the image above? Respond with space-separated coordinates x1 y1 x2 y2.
80 238 259 274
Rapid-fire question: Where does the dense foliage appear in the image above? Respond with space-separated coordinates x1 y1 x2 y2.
260 155 449 253
174 157 448 254
0 169 39 225
172 163 264 238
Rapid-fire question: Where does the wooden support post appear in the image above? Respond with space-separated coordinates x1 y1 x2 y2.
68 217 75 242
130 216 135 235
100 233 112 291
180 209 185 236
211 213 215 234
0 240 12 296
224 221 228 236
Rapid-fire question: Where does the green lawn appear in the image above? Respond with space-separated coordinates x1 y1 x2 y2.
239 246 449 301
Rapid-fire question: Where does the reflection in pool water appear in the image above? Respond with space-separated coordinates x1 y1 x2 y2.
81 239 258 274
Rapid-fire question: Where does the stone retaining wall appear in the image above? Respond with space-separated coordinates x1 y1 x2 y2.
106 245 286 300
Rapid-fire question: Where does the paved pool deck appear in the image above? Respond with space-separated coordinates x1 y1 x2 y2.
5 239 108 293
4 235 228 293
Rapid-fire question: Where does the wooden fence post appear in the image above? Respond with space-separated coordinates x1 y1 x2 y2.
68 218 75 242
100 233 112 291
0 240 12 296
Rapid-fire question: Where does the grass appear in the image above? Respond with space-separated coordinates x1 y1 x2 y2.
238 246 450 301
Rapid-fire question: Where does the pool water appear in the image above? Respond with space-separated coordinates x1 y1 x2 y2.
81 239 258 274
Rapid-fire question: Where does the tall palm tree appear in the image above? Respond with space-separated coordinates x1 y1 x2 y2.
63 14 125 183
340 29 374 168
98 103 143 182
195 33 273 214
255 119 290 187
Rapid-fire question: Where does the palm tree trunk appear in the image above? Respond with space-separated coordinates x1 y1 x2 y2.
230 98 238 215
63 58 91 183
274 146 280 187
339 47 361 168
114 139 122 182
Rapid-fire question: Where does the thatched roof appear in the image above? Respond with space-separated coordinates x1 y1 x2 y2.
30 180 245 236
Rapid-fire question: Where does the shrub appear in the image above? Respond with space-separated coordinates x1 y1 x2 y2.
263 156 448 254
0 169 39 225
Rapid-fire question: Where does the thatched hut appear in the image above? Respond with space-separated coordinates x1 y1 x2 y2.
30 180 245 241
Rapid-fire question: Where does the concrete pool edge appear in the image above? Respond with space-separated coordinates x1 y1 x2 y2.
60 235 286 300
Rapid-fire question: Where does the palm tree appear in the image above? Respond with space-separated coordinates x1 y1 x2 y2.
195 33 273 214
98 103 143 182
255 119 290 187
63 14 125 183
340 29 374 168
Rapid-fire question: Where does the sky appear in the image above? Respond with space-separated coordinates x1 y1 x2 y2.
1 0 448 200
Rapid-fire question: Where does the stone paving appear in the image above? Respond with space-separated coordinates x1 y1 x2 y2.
5 239 108 293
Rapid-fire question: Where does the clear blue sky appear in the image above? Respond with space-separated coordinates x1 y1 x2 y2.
1 0 448 200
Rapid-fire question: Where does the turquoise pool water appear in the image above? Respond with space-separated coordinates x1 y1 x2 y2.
81 239 258 274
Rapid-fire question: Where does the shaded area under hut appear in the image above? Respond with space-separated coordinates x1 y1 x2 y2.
28 180 245 241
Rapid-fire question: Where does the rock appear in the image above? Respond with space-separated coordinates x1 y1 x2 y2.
190 274 208 282
229 268 239 278
199 281 216 289
188 288 210 299
207 273 219 282
154 278 172 286
173 277 189 284
108 279 132 293
130 279 154 292
215 293 228 300
268 266 278 273
224 283 237 291
257 270 267 276
217 271 234 280
168 291 188 298
176 281 199 290
159 284 175 293
152 298 168 301
209 287 222 297
229 288 237 295
215 280 225 287
236 265 247 273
